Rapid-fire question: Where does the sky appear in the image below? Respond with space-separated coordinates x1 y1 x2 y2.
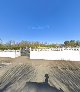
0 0 80 43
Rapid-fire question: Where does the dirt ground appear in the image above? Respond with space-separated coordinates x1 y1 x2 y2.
0 56 80 92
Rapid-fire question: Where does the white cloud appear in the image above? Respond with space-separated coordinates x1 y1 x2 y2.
31 25 50 30
32 26 43 30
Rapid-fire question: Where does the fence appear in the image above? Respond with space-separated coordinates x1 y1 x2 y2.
0 50 21 58
30 48 80 61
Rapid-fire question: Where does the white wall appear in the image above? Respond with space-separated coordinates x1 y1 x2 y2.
30 49 80 61
0 50 21 58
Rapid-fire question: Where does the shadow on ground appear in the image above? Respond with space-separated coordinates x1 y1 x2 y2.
22 74 64 92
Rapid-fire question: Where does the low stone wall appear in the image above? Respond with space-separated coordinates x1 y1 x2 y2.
0 50 21 58
30 48 80 61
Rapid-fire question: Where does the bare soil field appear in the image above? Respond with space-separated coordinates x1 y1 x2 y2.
0 56 80 92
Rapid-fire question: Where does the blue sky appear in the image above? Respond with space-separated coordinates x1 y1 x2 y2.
0 0 80 43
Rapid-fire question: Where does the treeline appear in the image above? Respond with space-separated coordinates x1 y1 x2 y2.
0 40 80 50
64 40 80 47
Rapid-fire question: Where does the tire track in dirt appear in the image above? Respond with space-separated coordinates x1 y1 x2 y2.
0 57 80 92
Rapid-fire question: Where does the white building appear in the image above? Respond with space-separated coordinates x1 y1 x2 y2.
30 47 80 61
